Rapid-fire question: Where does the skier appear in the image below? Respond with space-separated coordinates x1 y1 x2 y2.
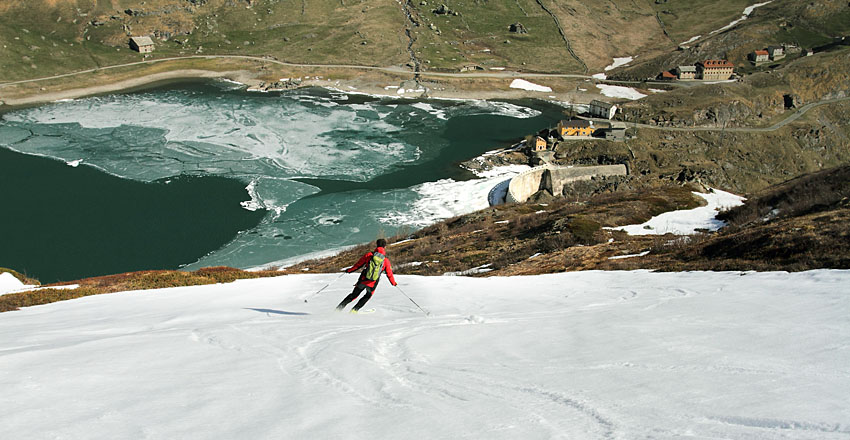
336 238 397 313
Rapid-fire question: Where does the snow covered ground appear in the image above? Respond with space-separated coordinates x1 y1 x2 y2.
0 272 35 295
509 79 552 92
1 269 849 439
711 1 774 35
604 57 634 71
595 84 647 100
608 189 746 236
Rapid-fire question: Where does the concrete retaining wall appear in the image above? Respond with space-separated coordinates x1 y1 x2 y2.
505 166 549 204
503 164 627 204
541 164 628 197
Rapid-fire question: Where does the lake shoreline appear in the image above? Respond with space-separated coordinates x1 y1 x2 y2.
0 64 601 110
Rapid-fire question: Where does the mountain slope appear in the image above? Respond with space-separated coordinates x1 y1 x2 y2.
1 270 848 439
5 0 839 81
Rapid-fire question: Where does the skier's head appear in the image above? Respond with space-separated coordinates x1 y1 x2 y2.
376 238 387 248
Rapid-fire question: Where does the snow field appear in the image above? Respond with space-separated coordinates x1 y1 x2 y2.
1 270 849 439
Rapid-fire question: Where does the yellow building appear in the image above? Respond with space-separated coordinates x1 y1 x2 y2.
558 120 597 137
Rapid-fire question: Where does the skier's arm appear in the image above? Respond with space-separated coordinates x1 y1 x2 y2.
346 252 372 273
384 259 397 286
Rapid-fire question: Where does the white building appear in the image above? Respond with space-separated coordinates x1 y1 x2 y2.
588 99 617 119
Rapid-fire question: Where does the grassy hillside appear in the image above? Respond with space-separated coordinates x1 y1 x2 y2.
0 0 809 82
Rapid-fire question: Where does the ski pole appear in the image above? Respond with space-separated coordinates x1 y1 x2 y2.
304 272 346 303
395 285 431 316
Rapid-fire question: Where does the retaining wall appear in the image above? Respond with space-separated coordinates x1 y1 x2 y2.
503 164 627 204
505 166 549 204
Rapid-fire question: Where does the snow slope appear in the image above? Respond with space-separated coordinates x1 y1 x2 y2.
2 270 849 439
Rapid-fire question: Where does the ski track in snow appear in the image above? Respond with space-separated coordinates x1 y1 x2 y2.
1 271 850 439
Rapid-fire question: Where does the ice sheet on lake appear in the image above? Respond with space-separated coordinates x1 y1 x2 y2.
380 165 529 227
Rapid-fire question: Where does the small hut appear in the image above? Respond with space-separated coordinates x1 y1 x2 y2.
130 36 155 53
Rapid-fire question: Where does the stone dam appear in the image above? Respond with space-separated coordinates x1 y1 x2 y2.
490 164 628 205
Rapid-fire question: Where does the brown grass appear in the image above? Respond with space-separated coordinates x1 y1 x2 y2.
718 165 850 226
0 266 282 312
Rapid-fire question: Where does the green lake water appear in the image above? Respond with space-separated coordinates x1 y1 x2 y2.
0 81 566 282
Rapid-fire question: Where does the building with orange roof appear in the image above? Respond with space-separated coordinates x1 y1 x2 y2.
698 60 734 80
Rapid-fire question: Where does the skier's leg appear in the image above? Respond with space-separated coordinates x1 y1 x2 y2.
337 284 366 310
352 286 375 311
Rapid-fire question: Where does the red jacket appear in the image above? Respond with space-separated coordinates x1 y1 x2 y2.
346 247 397 289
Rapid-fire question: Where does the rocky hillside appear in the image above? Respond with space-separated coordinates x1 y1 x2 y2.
611 0 850 81
619 47 850 129
553 99 850 195
282 165 850 277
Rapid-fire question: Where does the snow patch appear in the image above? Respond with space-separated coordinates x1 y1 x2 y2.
596 84 647 100
608 251 650 260
607 189 745 235
711 1 774 34
443 264 493 276
680 35 702 46
604 56 634 71
509 79 552 92
0 272 35 295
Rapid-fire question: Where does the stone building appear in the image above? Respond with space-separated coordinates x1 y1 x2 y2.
130 36 155 53
698 59 734 80
588 100 617 120
676 65 697 80
602 122 626 141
